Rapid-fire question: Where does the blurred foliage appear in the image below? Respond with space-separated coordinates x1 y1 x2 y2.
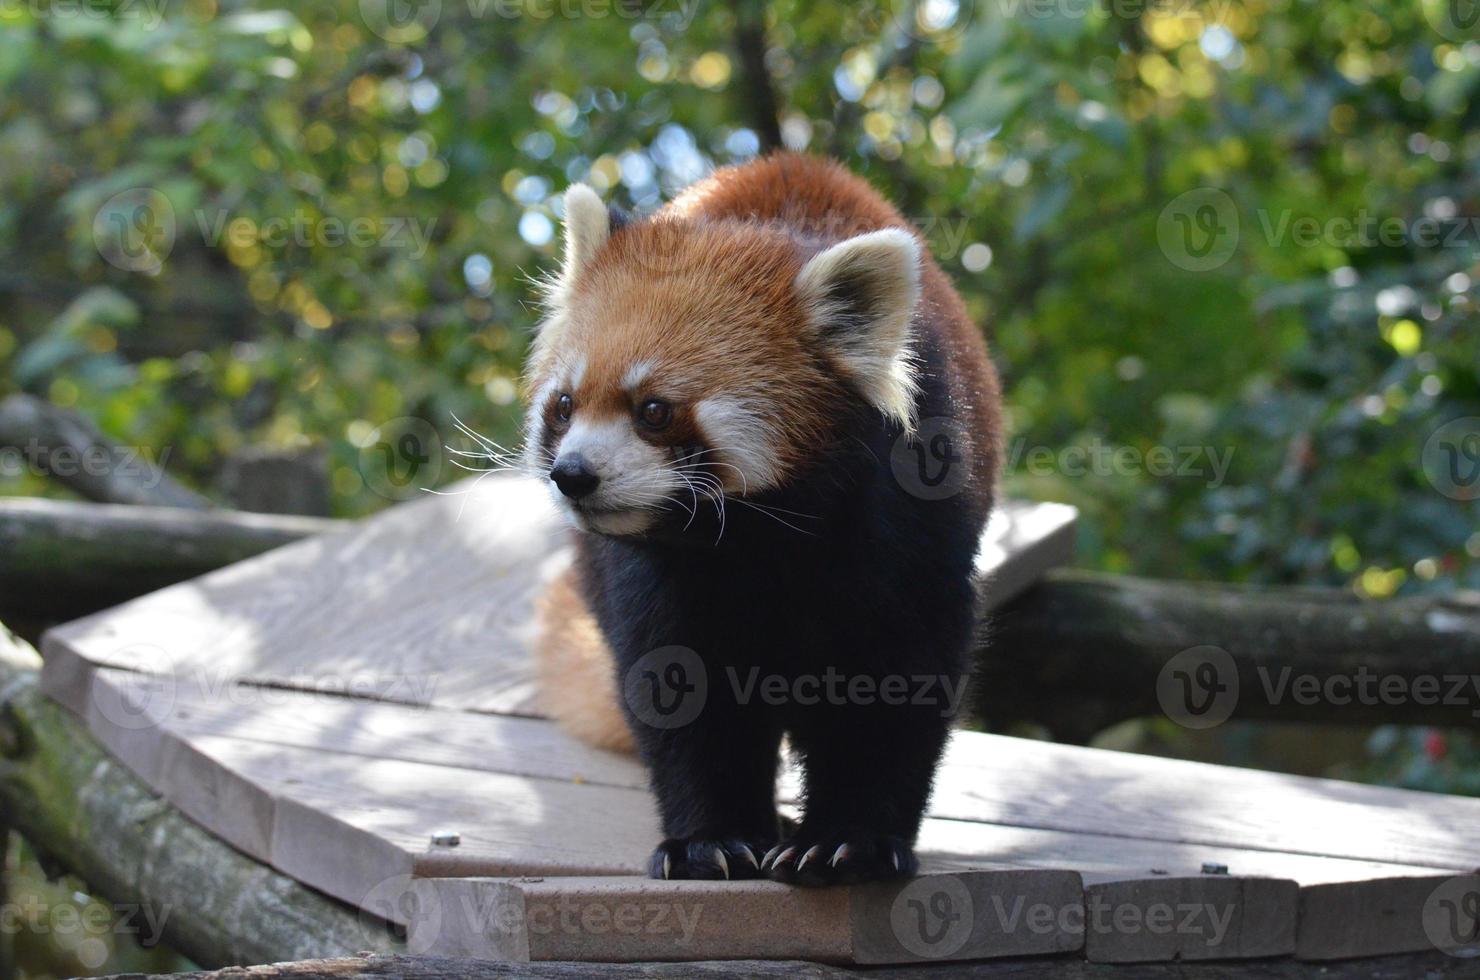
0 0 1473 581
1 0 1480 932
4 833 190 977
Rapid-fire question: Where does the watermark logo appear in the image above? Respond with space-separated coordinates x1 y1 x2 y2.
0 897 173 969
1422 0 1480 42
1005 437 1236 489
1423 417 1480 502
465 0 701 28
361 875 444 954
193 209 438 259
360 0 441 40
92 645 177 732
1425 876 1480 957
1157 646 1239 729
890 875 974 959
93 188 176 274
892 416 970 500
726 667 968 718
0 440 174 489
1157 188 1239 272
623 646 707 729
1159 655 1480 729
358 416 443 501
0 0 171 30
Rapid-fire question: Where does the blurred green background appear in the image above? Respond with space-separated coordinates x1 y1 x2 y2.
1 0 1478 974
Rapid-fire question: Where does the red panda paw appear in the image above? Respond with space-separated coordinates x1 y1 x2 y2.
763 831 917 887
648 837 769 881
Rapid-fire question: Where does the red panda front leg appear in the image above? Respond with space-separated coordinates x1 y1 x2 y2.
630 694 785 881
765 701 952 886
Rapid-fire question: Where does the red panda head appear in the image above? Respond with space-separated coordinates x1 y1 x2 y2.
525 183 922 537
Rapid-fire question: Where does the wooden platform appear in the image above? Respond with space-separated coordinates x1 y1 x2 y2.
36 474 1480 966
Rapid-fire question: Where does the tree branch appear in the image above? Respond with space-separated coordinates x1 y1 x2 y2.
0 394 212 510
0 497 343 620
729 0 784 152
977 570 1480 741
0 626 400 968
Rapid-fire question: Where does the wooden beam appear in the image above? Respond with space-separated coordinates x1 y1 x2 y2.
0 497 344 618
0 393 211 509
100 949 1480 978
978 570 1480 741
0 624 400 969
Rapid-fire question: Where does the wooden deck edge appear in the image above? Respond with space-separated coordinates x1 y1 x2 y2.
0 629 402 969
105 949 1480 978
1297 874 1480 960
39 649 1480 965
1082 876 1296 963
406 871 1085 965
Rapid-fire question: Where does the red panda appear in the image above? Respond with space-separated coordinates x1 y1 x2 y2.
527 153 1002 885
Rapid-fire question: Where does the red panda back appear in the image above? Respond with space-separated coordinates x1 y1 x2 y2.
664 152 1002 507
663 153 912 241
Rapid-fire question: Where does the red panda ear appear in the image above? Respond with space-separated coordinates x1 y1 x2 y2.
530 185 610 378
794 229 922 431
560 184 611 288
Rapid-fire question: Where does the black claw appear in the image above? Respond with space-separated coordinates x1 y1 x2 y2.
766 832 917 887
648 837 772 881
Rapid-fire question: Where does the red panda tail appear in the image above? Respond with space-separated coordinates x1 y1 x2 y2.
534 567 636 754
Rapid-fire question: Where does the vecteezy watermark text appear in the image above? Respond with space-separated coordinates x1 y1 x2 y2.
1007 437 1236 489
622 646 969 731
727 666 969 717
1158 646 1480 729
194 210 438 260
0 897 172 970
0 0 170 29
0 441 174 488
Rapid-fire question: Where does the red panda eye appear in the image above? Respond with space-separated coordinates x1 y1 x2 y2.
638 399 672 430
556 393 573 422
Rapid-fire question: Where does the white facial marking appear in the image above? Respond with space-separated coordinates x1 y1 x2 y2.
523 375 561 466
622 359 656 392
551 417 679 535
694 397 782 494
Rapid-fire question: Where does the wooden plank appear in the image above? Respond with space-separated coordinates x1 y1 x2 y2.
1296 874 1480 960
172 734 659 917
915 820 1405 963
68 670 1466 885
40 475 1076 719
930 733 1480 872
1080 876 1295 963
75 671 1477 879
974 500 1077 607
914 817 1433 887
105 949 1480 979
57 663 1479 962
41 475 566 716
51 469 1480 963
848 870 1084 964
154 730 278 862
409 877 852 962
407 871 1084 965
69 667 647 792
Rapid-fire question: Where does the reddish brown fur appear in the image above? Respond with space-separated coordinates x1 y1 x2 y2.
535 567 635 753
659 153 1003 492
552 220 849 485
536 154 1001 492
532 153 1003 753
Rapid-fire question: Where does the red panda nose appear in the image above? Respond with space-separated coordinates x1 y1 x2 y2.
550 454 601 500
